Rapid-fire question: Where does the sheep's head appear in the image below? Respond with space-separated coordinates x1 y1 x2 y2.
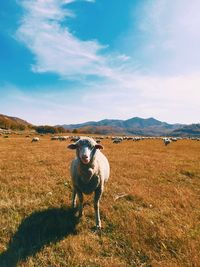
68 137 103 164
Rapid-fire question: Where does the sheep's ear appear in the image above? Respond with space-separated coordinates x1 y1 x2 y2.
68 143 77 149
95 144 104 150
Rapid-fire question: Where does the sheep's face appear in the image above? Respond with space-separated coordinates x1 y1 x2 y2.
68 138 103 164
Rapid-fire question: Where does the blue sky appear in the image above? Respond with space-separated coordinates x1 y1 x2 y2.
0 0 200 125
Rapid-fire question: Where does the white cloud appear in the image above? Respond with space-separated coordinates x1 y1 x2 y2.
84 0 95 3
16 0 110 78
16 0 135 80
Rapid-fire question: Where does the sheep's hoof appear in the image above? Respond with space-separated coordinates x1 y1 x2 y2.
95 225 102 236
90 225 102 235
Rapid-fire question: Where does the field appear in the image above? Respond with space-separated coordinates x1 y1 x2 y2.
0 135 200 266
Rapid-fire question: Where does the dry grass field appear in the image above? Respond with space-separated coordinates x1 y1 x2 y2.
0 135 200 266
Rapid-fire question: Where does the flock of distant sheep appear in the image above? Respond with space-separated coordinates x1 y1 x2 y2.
30 135 200 145
1 130 200 146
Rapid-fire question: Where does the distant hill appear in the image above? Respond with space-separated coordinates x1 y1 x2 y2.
0 114 67 134
59 117 185 136
170 124 200 137
0 114 32 130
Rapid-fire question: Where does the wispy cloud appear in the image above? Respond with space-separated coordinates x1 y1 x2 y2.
16 0 111 78
84 0 96 3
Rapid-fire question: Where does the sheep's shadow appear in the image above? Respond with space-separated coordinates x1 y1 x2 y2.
0 207 79 267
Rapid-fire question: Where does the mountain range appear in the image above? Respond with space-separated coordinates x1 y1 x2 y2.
1 114 200 136
59 117 200 136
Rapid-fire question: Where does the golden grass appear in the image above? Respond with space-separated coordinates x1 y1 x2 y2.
0 135 200 266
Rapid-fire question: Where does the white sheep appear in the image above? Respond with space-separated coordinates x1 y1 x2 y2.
68 137 110 229
31 137 40 142
112 137 123 144
58 136 68 141
163 137 171 146
113 139 122 144
51 136 59 140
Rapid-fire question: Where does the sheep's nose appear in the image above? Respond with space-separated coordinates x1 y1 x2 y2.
81 154 90 164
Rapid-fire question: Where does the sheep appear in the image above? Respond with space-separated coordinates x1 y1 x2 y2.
58 136 68 141
112 136 123 141
68 137 110 229
112 137 123 144
51 136 59 140
31 137 40 142
113 139 122 144
163 137 171 146
171 137 178 142
133 137 141 141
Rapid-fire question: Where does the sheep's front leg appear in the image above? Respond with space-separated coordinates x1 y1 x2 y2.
94 186 103 229
71 188 77 209
77 190 83 217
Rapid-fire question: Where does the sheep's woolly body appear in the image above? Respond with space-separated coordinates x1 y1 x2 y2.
70 150 109 194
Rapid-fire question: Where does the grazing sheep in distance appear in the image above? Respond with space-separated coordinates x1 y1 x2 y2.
51 136 59 140
113 139 122 144
133 137 141 141
163 137 171 146
112 137 123 144
58 136 68 141
68 137 110 229
31 137 40 142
